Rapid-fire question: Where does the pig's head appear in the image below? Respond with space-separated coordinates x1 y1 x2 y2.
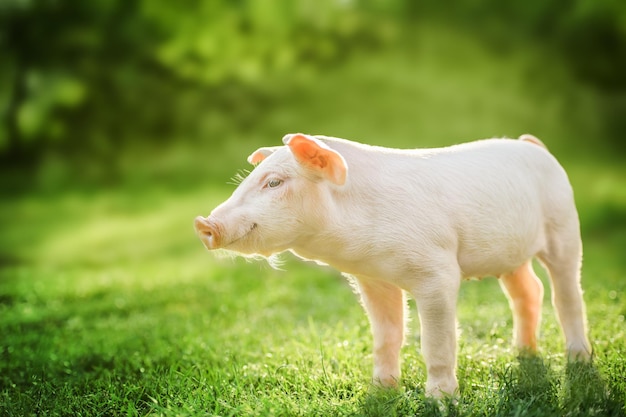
194 133 348 258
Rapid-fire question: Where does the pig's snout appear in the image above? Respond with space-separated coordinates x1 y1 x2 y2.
194 216 222 250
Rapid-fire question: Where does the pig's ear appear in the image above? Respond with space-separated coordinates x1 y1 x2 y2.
247 146 280 165
283 133 347 185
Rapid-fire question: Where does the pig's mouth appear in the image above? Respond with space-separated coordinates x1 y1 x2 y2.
225 223 258 248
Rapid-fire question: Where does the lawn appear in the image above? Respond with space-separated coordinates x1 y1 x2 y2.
1 174 625 416
1 25 625 416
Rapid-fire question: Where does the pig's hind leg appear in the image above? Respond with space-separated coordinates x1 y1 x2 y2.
499 260 544 353
537 232 591 361
355 277 405 388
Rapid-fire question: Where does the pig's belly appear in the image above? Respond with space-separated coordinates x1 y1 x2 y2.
456 232 544 279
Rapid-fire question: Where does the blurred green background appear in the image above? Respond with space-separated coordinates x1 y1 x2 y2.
1 2 626 414
2 0 626 311
1 0 625 192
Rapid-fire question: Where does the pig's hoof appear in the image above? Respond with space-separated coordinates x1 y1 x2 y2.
372 376 399 389
567 344 592 362
517 346 539 359
425 379 459 400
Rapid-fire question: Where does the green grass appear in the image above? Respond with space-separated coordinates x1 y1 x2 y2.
1 174 625 416
2 25 625 416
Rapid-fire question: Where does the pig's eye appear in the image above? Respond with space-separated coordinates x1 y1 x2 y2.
266 179 283 189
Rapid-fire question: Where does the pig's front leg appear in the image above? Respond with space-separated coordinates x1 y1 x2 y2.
355 277 405 387
410 268 461 398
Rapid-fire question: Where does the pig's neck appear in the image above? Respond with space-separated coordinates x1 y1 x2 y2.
290 232 392 278
289 187 392 277
289 242 360 275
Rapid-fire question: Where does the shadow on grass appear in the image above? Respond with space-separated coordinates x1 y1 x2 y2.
493 355 559 416
357 356 624 417
357 385 445 417
494 356 623 417
563 361 624 417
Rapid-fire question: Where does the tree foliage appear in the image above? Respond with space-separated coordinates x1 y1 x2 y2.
0 0 624 165
0 0 391 162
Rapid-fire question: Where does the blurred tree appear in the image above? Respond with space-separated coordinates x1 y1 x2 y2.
406 0 626 149
0 0 391 169
144 0 388 85
0 0 164 165
0 0 624 174
407 0 626 89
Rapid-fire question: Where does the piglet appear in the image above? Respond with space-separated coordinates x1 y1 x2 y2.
194 133 591 397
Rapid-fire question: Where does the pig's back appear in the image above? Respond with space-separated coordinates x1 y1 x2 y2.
332 137 571 213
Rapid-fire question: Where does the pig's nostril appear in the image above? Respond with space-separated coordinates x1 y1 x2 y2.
195 216 221 249
195 216 214 235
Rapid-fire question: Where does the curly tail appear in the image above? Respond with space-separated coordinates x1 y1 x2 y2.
519 134 547 149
